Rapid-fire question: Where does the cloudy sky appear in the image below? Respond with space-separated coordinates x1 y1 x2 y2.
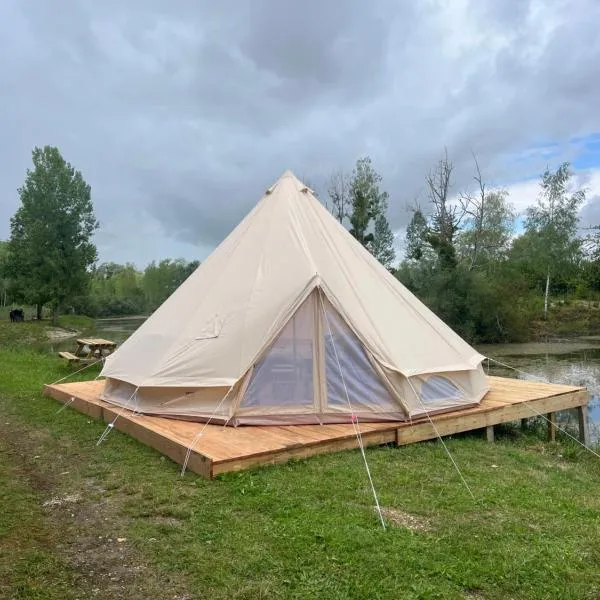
1 0 600 267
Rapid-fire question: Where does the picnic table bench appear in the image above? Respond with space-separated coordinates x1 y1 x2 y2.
59 338 117 365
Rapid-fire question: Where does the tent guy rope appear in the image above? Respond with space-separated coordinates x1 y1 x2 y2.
318 291 386 530
49 355 105 387
55 395 76 415
520 400 600 459
485 356 598 458
180 385 236 477
484 357 549 383
96 385 139 446
405 378 476 500
53 357 105 415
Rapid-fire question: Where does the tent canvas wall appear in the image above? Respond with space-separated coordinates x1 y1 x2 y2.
100 171 489 425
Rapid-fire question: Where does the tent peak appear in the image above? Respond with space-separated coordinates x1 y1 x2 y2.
266 170 313 196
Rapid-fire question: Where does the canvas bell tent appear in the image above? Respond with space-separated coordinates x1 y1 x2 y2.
99 170 489 425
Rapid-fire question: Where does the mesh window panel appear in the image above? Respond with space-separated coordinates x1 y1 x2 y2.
322 299 397 412
241 295 316 410
419 376 464 404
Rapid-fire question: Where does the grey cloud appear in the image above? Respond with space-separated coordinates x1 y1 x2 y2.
470 0 532 28
580 196 600 229
239 0 392 99
1 0 600 267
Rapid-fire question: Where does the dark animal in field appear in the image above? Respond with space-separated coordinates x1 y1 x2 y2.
9 309 24 322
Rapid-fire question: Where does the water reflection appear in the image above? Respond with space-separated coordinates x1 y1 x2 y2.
95 316 147 340
478 342 600 441
42 316 147 354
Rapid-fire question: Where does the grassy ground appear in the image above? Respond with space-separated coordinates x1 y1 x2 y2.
1 346 600 598
0 314 94 348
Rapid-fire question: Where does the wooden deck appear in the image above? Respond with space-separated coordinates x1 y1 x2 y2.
43 377 590 478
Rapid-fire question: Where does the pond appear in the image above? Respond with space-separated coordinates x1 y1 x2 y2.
479 340 600 441
94 315 148 341
47 316 600 441
45 315 147 354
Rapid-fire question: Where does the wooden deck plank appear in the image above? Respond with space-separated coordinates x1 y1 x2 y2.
212 428 398 476
42 376 589 478
396 389 588 446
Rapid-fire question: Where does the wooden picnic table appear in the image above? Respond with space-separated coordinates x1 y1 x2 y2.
75 338 117 356
59 338 117 365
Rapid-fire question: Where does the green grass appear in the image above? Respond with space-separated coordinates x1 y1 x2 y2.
55 314 95 331
0 320 49 347
1 349 600 599
0 313 94 349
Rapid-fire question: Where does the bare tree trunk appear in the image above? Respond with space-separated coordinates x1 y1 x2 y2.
36 303 43 320
426 149 468 243
544 266 550 319
458 153 487 271
327 169 350 224
470 155 485 270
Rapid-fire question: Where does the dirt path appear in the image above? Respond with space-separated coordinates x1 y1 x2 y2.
46 327 80 342
0 414 194 600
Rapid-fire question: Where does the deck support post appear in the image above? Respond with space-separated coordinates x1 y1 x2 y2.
577 404 590 447
486 425 495 443
547 412 557 442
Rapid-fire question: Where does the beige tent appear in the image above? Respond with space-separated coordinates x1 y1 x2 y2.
100 170 489 425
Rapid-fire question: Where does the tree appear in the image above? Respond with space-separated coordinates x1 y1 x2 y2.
405 207 431 261
424 150 465 270
7 146 98 323
83 262 146 316
0 240 11 307
370 194 396 269
456 156 515 271
520 162 585 317
327 169 351 224
396 150 525 343
347 156 395 268
142 258 200 311
580 226 600 292
458 190 514 269
348 157 381 246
